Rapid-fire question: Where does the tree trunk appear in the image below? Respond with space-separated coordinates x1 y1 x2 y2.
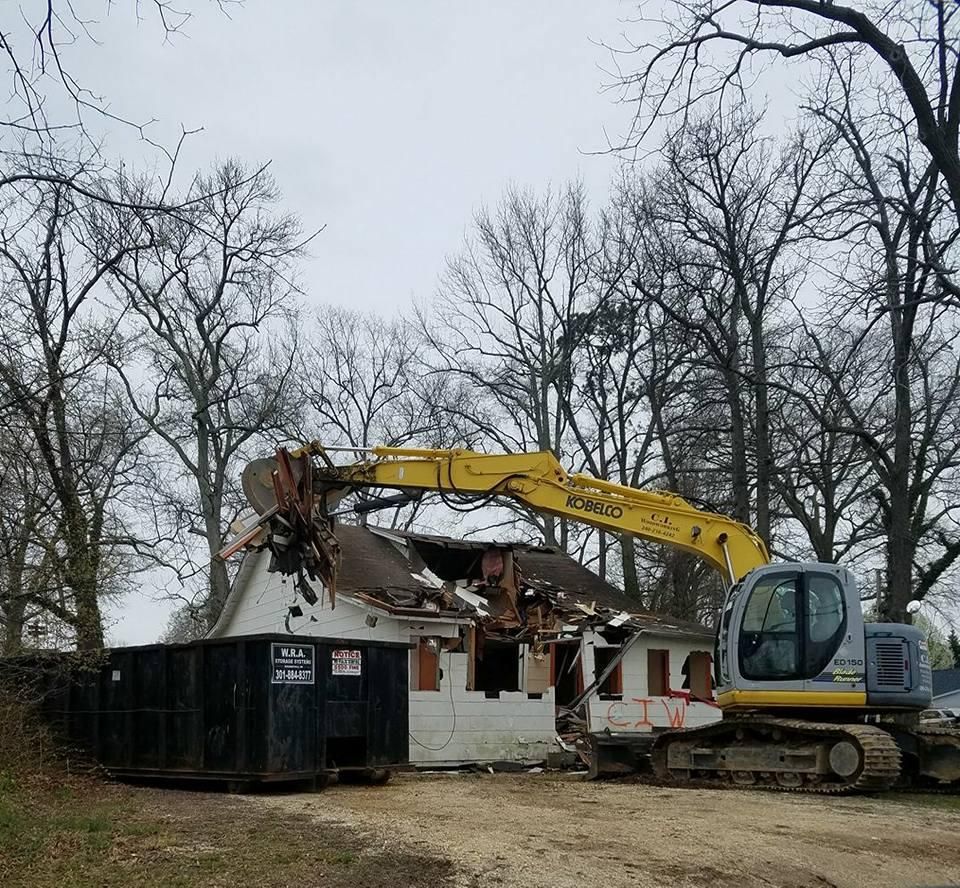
881 374 915 623
542 514 558 547
724 367 751 526
73 587 104 649
2 596 27 656
620 534 642 604
878 248 917 623
201 480 230 630
64 504 104 650
750 323 772 546
204 557 231 631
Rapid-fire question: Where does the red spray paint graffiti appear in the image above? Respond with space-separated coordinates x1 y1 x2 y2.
605 689 718 730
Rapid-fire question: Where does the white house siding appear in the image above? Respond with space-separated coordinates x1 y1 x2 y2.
212 563 463 643
583 631 721 734
409 647 558 766
212 551 408 643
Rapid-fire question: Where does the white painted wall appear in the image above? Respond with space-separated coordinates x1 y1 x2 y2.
583 631 721 734
211 551 464 643
409 647 558 766
215 552 718 765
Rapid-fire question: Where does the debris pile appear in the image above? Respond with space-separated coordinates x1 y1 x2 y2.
353 527 704 643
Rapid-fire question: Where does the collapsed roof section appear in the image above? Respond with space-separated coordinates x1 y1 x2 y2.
330 524 712 642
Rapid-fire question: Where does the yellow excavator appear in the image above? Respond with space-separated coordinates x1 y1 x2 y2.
236 444 960 793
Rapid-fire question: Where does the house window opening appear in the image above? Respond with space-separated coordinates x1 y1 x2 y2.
683 651 713 701
551 641 582 707
647 648 670 696
474 640 520 698
413 637 440 691
594 646 623 700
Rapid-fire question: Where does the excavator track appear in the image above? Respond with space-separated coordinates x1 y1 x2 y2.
891 724 960 790
651 718 902 794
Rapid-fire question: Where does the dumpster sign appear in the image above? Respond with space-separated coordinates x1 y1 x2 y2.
270 643 315 684
331 648 362 676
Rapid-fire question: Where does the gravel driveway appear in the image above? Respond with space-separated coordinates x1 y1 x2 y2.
250 772 960 888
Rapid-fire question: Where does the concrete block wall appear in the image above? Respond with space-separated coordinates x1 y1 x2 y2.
409 648 558 766
583 631 721 734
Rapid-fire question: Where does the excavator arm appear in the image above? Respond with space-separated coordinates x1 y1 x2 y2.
240 444 770 584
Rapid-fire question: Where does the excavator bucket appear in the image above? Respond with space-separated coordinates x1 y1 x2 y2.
235 448 343 606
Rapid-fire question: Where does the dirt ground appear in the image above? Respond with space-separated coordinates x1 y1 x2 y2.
253 772 960 888
0 774 453 888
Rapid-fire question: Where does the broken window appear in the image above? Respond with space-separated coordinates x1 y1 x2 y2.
647 648 670 696
412 637 440 691
593 646 623 700
683 651 713 700
473 640 520 698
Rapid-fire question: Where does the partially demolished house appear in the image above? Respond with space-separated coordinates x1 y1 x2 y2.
209 524 720 767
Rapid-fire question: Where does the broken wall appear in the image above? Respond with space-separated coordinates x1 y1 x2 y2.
210 549 465 642
582 631 721 734
209 551 404 641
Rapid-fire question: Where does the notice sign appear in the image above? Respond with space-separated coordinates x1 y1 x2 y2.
271 643 315 684
331 648 362 676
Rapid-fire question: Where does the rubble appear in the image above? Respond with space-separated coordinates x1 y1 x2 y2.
352 527 708 644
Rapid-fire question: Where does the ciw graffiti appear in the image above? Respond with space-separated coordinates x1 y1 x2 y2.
605 690 718 730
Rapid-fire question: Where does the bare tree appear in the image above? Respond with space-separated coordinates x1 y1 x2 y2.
425 184 597 548
795 61 960 620
556 176 700 596
296 308 456 449
0 437 58 654
107 161 306 629
632 107 828 547
0 179 155 648
769 331 882 565
292 307 466 531
619 1 960 231
0 3 247 225
1 2 211 134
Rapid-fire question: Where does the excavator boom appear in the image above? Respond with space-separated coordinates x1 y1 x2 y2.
242 444 769 584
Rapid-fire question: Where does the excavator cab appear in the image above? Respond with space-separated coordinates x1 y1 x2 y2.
715 563 932 713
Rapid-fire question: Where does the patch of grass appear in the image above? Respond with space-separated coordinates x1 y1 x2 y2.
0 775 454 888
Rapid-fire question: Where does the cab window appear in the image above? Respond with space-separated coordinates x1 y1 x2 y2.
739 574 800 680
804 574 846 676
737 572 847 682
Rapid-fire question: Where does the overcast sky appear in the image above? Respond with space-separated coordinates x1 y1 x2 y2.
90 2 630 309
75 1 636 644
